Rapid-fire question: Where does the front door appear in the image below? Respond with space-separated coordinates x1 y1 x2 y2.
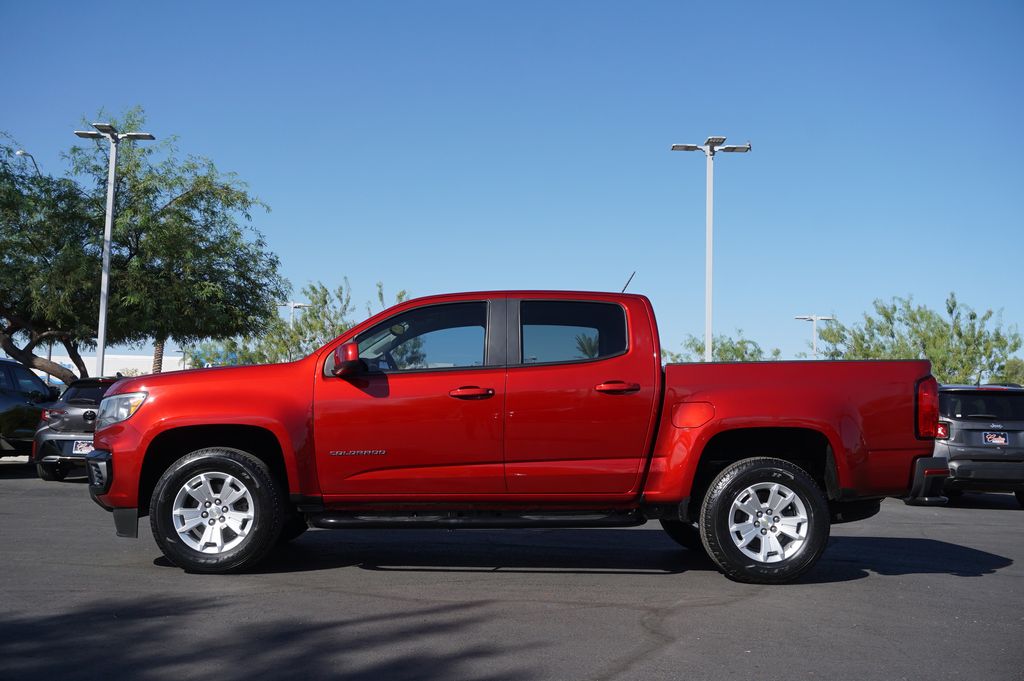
314 300 507 496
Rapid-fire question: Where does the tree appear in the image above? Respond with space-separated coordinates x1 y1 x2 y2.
187 280 408 367
0 108 287 382
818 293 1021 385
66 107 287 373
663 330 781 363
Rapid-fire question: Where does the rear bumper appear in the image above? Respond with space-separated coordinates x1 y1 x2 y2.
946 460 1024 493
32 431 95 464
904 457 949 506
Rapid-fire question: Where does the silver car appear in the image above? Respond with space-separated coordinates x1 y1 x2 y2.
32 378 117 481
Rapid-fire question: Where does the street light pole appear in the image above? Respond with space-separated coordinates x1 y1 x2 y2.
278 301 311 328
74 124 155 377
15 149 42 177
671 136 751 362
795 314 834 359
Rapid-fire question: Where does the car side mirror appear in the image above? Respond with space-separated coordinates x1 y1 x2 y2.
331 342 366 378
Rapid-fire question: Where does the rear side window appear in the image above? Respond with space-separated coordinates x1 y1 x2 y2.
939 392 1024 421
0 367 14 391
520 301 627 364
10 365 46 394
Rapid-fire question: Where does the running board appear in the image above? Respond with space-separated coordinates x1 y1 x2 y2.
307 509 646 530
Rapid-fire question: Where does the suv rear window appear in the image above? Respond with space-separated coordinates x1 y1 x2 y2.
63 382 115 405
939 391 1024 421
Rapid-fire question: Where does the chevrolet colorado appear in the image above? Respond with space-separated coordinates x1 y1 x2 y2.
87 291 942 583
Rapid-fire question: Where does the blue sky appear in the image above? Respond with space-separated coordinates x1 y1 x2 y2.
3 1 1022 358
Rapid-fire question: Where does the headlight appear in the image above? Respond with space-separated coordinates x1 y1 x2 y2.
96 392 148 431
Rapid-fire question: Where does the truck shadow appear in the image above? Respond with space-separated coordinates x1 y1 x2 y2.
236 529 1012 583
0 597 532 681
0 460 38 479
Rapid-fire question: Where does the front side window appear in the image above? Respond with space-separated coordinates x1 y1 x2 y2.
355 302 488 372
520 301 627 364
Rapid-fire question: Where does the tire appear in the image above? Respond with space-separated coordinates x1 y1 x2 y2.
1015 491 1024 509
36 463 66 482
699 457 830 584
149 448 285 573
659 519 705 553
277 512 309 544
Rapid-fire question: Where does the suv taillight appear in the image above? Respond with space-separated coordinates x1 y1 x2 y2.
916 376 939 439
936 421 950 439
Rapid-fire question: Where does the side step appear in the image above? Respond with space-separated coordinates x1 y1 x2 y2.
307 509 646 530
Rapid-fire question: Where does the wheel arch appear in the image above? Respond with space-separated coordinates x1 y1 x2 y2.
139 424 288 516
684 426 840 519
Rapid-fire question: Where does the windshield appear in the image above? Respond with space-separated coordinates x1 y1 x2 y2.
939 391 1024 421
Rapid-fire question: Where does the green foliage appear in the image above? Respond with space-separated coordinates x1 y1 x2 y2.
1 107 287 382
818 293 1022 384
187 280 408 366
663 330 781 363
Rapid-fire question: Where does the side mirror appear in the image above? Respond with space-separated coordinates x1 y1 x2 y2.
331 342 366 378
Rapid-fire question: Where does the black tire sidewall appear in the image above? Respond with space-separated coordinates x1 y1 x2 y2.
700 458 830 584
150 448 283 573
36 463 64 481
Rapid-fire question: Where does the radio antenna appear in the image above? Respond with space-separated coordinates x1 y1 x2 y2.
621 271 636 293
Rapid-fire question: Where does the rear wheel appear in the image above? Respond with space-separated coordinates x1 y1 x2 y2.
699 457 830 584
150 448 284 573
36 463 66 482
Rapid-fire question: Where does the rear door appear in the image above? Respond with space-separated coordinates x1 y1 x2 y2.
503 298 659 496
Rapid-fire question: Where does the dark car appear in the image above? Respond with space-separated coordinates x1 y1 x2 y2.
1 358 59 457
32 377 118 481
934 384 1024 508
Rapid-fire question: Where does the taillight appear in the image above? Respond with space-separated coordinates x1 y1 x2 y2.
936 422 950 440
41 409 66 421
916 376 939 439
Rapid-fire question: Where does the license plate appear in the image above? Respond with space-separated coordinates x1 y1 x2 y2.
72 440 94 455
983 432 1008 446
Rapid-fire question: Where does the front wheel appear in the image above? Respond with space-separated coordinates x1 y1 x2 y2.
149 448 285 573
699 457 830 584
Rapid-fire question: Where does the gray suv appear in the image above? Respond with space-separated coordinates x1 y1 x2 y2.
934 384 1024 508
31 377 117 481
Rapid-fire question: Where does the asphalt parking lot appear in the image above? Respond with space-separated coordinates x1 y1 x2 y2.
1 457 1021 681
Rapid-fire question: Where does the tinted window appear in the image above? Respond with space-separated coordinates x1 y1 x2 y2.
940 391 1024 421
520 301 627 364
63 382 115 405
356 302 487 372
10 365 47 394
0 367 14 391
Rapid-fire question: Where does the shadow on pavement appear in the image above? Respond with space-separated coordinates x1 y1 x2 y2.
174 528 1016 585
944 492 1021 510
0 597 533 681
802 536 1013 584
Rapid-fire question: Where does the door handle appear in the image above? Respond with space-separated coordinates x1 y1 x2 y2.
594 381 641 394
449 386 495 400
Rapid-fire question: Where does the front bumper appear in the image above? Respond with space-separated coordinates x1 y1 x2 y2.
86 449 139 538
904 456 949 506
946 460 1024 493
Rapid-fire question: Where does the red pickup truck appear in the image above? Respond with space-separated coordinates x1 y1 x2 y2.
87 291 944 583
